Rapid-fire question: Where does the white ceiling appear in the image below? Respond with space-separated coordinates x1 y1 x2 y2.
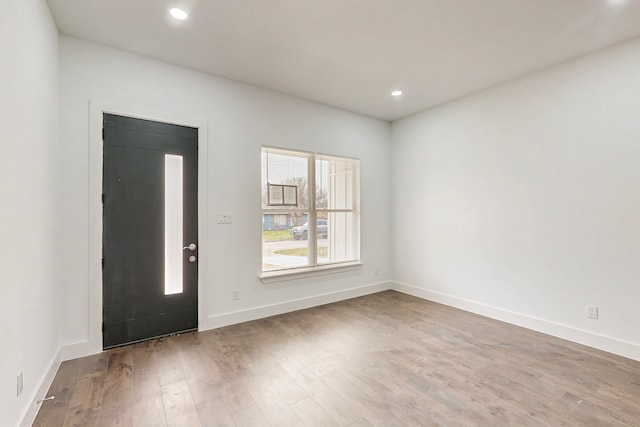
47 0 640 121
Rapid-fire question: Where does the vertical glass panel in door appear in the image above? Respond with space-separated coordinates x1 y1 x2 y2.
165 154 183 295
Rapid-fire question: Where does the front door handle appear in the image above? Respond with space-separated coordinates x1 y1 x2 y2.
183 243 197 251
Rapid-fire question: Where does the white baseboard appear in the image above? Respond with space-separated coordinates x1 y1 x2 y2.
58 281 393 361
27 279 638 427
21 283 389 426
392 281 640 362
57 280 640 364
203 281 393 330
59 340 102 362
19 348 61 427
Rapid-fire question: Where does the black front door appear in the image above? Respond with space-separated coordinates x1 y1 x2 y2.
102 113 198 349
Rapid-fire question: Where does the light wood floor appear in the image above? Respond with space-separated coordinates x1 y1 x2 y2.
34 291 640 426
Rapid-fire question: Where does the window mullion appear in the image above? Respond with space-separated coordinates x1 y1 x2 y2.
262 209 308 215
308 153 317 266
317 209 353 213
354 161 360 260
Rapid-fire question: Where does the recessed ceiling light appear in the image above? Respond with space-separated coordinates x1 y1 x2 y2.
169 8 188 20
391 90 403 97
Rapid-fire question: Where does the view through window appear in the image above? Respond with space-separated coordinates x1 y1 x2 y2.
261 147 360 272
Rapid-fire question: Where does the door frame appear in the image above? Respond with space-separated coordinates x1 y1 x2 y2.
84 100 209 357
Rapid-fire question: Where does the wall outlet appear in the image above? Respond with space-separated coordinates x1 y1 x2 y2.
17 371 23 397
217 213 233 224
232 290 240 301
374 268 380 276
586 305 599 320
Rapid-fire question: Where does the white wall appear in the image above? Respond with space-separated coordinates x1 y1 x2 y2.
58 36 392 354
0 0 61 426
392 37 640 360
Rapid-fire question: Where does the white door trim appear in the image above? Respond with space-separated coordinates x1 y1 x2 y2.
62 100 209 360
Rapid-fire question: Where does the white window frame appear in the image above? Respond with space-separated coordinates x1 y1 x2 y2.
260 147 361 281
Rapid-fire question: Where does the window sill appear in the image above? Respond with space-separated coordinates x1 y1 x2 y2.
259 261 363 284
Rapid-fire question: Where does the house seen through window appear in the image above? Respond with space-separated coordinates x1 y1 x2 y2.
261 147 360 272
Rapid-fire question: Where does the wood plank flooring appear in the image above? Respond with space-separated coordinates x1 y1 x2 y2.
33 291 640 426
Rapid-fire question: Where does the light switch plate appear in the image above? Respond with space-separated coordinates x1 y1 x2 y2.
217 213 232 224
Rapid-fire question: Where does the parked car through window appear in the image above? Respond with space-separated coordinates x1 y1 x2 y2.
291 219 328 240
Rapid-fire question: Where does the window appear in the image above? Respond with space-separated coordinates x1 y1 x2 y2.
261 147 360 273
